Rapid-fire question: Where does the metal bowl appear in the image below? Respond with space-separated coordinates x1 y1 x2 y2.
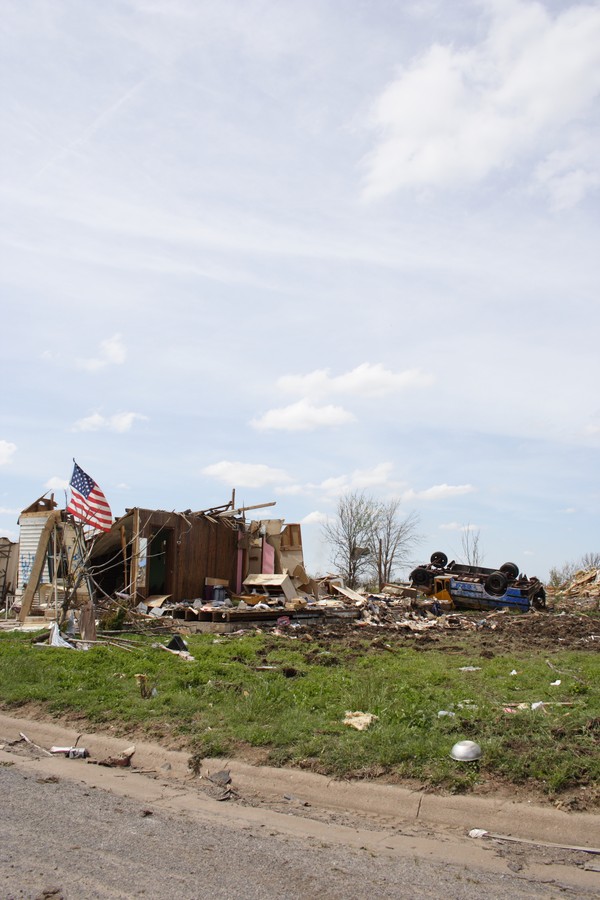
450 740 482 761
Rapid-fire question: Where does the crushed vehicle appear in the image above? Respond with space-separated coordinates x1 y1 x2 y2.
409 552 546 613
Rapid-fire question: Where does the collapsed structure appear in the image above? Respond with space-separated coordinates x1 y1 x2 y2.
3 491 421 633
4 492 318 626
3 492 567 638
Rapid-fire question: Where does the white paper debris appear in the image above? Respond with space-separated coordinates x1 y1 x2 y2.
49 623 76 649
343 711 379 731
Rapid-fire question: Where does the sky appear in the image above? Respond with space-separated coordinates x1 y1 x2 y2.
1 0 599 580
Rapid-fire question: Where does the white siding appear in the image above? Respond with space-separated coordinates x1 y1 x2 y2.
17 514 53 593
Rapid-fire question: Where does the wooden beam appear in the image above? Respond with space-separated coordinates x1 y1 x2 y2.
218 501 276 518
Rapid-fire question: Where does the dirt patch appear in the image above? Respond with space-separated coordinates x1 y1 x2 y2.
296 610 600 654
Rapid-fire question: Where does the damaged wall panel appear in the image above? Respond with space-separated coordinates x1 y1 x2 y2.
17 495 58 597
90 509 240 603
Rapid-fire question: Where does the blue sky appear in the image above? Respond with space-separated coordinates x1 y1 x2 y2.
1 0 599 579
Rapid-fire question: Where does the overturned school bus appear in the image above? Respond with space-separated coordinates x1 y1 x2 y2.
409 552 546 613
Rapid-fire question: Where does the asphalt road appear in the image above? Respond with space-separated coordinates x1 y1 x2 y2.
0 764 586 900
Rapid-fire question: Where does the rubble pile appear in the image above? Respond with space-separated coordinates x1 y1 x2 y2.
565 568 600 594
547 568 600 611
86 572 363 633
348 587 504 632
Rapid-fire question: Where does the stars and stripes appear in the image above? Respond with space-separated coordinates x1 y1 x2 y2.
66 461 113 532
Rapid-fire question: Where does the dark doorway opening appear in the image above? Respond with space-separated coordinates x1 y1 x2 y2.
148 528 173 594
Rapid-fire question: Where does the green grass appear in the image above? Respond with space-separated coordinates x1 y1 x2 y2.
0 630 598 799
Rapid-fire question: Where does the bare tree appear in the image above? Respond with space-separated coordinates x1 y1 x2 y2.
579 552 600 570
547 562 577 589
461 526 483 567
322 492 380 587
368 500 421 586
322 493 421 588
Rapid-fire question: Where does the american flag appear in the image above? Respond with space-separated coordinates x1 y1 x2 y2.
67 462 113 532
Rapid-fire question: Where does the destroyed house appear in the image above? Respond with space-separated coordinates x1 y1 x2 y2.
89 506 304 604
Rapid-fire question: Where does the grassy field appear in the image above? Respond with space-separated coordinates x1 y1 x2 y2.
0 628 598 801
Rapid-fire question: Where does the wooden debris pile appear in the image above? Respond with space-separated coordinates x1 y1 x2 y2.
547 568 600 611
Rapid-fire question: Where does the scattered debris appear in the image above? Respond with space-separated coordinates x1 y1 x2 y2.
195 765 238 801
93 745 136 768
166 635 188 652
50 746 89 759
468 829 600 855
3 492 600 661
154 642 195 661
450 740 482 761
343 711 379 731
19 732 53 757
134 673 157 699
206 769 232 786
48 623 77 650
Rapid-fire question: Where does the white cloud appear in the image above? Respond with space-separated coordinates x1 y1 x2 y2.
273 463 402 500
76 333 127 372
439 521 479 532
0 507 19 515
275 483 305 496
534 136 600 209
202 460 291 489
251 399 355 431
364 1 600 203
404 483 475 502
318 462 398 497
110 412 147 432
0 441 17 466
301 510 330 525
71 411 147 432
45 476 69 490
72 413 105 431
278 363 433 399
